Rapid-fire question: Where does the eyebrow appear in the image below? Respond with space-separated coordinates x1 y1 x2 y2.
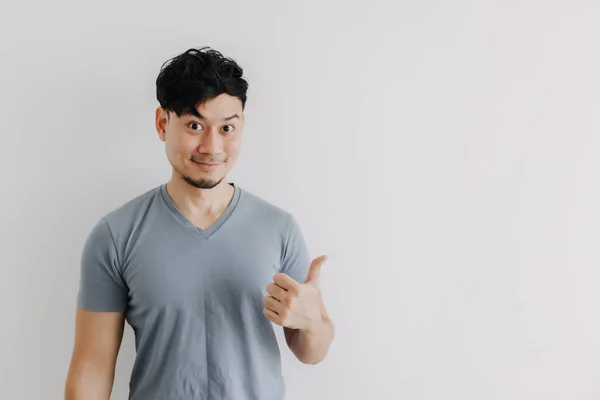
183 110 240 122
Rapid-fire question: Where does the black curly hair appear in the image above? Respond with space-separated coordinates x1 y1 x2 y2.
156 46 249 118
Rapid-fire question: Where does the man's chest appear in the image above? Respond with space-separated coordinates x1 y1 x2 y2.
121 231 282 310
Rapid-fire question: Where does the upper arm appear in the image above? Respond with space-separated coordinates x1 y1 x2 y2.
66 217 129 398
77 217 128 312
66 308 125 400
279 214 311 283
68 307 126 375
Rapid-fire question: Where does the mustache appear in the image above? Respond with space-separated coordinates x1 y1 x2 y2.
191 156 226 164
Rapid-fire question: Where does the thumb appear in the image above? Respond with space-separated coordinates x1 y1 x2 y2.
305 255 327 288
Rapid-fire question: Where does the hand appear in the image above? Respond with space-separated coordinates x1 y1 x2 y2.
263 255 328 331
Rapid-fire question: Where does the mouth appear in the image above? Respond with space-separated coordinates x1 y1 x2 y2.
192 160 222 171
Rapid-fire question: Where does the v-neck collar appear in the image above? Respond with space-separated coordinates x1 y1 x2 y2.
159 182 242 239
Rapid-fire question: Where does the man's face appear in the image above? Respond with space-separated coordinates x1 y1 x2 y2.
156 94 244 189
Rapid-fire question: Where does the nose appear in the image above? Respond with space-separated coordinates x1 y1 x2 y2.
197 127 223 155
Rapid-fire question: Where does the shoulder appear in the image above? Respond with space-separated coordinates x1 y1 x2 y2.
91 184 163 240
235 185 307 243
237 186 295 227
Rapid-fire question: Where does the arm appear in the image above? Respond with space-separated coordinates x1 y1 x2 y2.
67 217 129 399
65 308 125 400
264 213 335 364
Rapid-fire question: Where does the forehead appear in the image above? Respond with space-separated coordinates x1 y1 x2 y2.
181 94 243 121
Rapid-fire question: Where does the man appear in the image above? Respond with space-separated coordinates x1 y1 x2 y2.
65 47 334 400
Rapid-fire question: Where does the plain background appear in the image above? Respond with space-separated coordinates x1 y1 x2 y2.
1 0 599 399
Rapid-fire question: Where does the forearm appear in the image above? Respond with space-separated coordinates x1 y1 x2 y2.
290 317 335 364
65 367 114 400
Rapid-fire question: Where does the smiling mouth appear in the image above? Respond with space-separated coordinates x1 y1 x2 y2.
192 160 222 170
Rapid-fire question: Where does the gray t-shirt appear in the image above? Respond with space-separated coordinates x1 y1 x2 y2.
76 182 310 400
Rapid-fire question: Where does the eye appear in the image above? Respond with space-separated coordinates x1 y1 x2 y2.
222 124 235 134
188 122 204 131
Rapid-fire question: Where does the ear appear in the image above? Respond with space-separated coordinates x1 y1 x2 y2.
156 107 168 142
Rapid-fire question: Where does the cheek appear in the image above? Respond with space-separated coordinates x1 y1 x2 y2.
168 134 196 156
225 138 242 159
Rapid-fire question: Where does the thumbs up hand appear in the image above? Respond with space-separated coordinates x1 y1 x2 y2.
263 255 328 331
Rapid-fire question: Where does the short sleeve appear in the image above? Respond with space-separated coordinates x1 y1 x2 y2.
279 214 311 283
76 217 129 312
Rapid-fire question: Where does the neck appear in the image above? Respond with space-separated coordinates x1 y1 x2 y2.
165 175 235 218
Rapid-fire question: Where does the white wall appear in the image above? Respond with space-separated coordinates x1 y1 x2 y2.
1 1 599 399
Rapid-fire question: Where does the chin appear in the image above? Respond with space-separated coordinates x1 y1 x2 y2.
183 175 224 189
